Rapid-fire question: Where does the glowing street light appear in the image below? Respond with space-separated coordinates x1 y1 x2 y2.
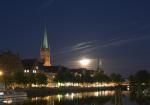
79 58 91 67
0 71 3 76
0 70 5 90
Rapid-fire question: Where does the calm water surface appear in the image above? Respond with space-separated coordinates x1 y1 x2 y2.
0 91 149 105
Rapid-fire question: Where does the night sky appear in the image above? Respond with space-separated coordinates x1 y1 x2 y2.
0 0 150 76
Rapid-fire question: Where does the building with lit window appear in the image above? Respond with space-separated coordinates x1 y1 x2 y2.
22 59 40 74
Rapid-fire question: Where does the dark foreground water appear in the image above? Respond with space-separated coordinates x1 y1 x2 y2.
0 91 149 105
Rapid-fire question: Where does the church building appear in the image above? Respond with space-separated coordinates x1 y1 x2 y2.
40 27 51 67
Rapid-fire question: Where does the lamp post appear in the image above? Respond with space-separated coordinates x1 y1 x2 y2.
0 71 3 76
0 70 4 90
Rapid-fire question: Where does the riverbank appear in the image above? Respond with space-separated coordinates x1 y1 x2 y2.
23 86 127 97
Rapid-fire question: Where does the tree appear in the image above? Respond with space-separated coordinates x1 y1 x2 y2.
0 51 25 89
110 73 124 84
73 73 82 84
102 74 111 83
81 72 93 83
35 73 48 86
94 72 110 85
0 51 23 74
129 70 150 104
54 69 67 83
4 74 14 89
134 70 149 85
54 69 75 83
128 70 150 94
12 70 28 88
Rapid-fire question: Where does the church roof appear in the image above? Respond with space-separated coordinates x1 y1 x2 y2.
42 27 49 49
22 59 38 69
39 66 65 73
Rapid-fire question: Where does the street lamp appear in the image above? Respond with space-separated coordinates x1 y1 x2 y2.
0 70 4 90
0 71 3 76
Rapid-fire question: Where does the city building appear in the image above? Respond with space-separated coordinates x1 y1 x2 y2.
22 59 40 74
1 27 100 88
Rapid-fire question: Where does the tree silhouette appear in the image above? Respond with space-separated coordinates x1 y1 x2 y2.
110 73 124 85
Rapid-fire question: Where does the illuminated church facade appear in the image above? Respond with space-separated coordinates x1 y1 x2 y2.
40 28 51 67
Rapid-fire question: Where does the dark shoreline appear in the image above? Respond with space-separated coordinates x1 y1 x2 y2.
24 86 127 97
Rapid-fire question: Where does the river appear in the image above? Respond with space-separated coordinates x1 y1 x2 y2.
0 90 149 105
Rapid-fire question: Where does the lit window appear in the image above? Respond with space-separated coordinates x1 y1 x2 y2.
35 66 38 69
0 92 4 96
33 70 37 73
24 70 27 73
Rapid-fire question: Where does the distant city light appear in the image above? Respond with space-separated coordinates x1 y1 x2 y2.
79 58 91 67
0 71 3 76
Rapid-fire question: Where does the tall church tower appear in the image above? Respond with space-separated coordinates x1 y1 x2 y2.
97 58 103 73
40 27 51 66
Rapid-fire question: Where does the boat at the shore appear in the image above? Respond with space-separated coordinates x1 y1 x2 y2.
143 88 150 96
0 90 27 99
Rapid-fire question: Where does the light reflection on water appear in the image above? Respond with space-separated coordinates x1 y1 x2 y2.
0 91 149 105
31 91 115 102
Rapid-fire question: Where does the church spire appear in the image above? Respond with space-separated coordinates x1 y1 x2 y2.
40 26 51 67
42 27 49 49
